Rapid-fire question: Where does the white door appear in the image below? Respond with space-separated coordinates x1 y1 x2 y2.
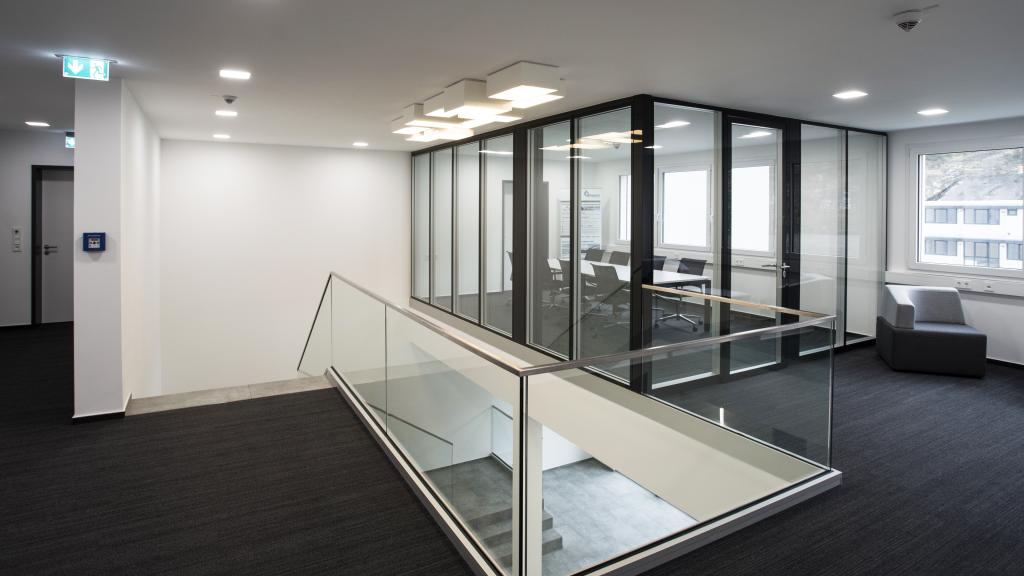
40 168 74 323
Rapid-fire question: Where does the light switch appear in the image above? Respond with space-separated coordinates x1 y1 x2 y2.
11 226 21 252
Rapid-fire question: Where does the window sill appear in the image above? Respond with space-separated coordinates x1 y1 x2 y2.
885 269 1024 299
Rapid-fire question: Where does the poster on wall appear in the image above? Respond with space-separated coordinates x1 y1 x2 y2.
580 188 602 251
559 200 571 259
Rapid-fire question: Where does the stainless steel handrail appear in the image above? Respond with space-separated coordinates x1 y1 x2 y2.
313 271 835 379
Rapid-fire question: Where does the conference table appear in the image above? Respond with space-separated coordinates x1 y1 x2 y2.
576 260 713 327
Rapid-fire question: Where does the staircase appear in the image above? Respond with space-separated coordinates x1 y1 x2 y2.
426 457 564 568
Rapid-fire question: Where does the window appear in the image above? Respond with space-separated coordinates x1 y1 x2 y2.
659 168 710 248
1009 242 1023 261
618 175 631 241
917 145 1024 274
964 208 999 225
925 207 956 223
731 164 775 254
924 238 956 256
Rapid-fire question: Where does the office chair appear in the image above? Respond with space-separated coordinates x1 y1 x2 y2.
584 247 605 262
542 258 569 309
609 251 630 265
652 255 667 271
591 264 630 327
654 258 709 332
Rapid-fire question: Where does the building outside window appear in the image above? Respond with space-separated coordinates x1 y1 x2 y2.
917 145 1024 273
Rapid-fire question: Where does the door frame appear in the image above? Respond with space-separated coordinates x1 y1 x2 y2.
31 165 74 325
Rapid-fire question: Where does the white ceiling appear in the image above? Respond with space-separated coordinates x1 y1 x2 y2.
1 0 1022 151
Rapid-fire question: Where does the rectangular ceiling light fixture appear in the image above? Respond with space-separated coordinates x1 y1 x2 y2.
440 79 514 120
399 103 465 129
487 61 561 101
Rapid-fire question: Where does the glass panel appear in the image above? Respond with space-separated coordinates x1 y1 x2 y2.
577 108 632 369
385 309 518 573
846 132 886 341
528 120 572 357
432 148 454 310
413 154 430 300
456 142 481 321
799 125 845 354
483 135 515 335
524 320 831 575
918 146 1023 271
729 123 781 374
650 103 719 387
332 278 387 427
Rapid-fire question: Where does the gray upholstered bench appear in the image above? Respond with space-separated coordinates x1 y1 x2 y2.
876 285 987 378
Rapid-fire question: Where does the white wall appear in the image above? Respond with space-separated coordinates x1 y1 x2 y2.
159 140 409 394
887 117 1024 364
0 130 74 327
121 84 162 400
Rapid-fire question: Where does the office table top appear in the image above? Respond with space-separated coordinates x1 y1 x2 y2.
577 260 710 286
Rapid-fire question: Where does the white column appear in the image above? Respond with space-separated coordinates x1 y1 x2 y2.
73 78 125 418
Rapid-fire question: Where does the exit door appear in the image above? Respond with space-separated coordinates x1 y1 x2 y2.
32 166 74 324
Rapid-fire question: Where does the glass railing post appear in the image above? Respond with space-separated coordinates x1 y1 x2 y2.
512 375 542 575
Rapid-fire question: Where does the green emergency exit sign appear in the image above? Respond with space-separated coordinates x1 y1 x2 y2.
62 55 110 81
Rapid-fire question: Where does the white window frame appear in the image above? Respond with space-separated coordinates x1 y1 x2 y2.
906 136 1024 280
729 158 778 258
655 164 714 251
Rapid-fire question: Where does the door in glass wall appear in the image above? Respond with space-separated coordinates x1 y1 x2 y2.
577 108 633 370
482 135 515 335
727 121 784 374
413 154 430 300
455 142 480 321
845 131 886 342
528 121 572 357
649 103 720 389
798 125 845 354
432 148 454 311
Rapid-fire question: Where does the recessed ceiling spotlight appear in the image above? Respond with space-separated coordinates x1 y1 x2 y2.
215 110 238 117
918 108 949 116
479 150 513 155
833 90 868 100
352 141 369 147
213 133 231 139
655 120 690 129
645 145 664 149
739 130 773 139
566 155 591 160
25 121 50 127
219 69 251 80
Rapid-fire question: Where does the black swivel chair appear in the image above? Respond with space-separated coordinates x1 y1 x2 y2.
652 255 667 271
584 247 605 262
677 258 707 279
609 251 630 266
591 264 630 326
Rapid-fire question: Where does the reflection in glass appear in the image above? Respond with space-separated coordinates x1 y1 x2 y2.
846 131 886 341
413 154 430 300
729 123 781 374
799 124 845 354
528 121 572 357
456 142 481 321
432 148 454 311
578 108 632 366
649 103 719 388
482 135 515 335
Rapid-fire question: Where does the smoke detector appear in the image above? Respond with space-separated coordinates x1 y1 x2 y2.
893 5 939 32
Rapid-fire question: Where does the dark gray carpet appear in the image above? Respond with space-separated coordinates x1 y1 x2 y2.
0 324 468 576
2 324 1023 575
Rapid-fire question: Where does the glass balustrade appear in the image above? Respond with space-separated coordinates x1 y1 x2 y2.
297 272 838 576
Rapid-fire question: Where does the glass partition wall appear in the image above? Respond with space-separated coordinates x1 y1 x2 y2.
411 95 886 390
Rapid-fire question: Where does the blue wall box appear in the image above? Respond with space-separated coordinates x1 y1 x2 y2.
83 232 106 252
